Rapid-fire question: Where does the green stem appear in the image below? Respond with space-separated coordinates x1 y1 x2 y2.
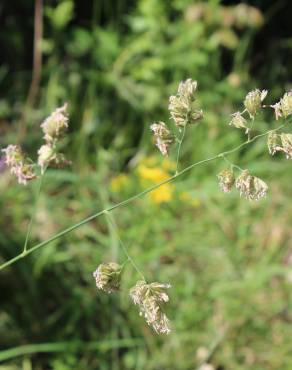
104 211 146 281
0 125 284 271
222 155 243 172
23 171 45 252
175 124 187 175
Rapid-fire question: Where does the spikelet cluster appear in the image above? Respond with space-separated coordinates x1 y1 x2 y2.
150 78 203 156
40 104 69 142
268 132 292 159
130 280 171 334
2 104 70 184
229 112 248 132
150 122 174 156
229 89 267 134
38 103 70 173
93 262 122 293
271 92 292 120
244 89 267 118
169 79 203 127
93 263 171 334
1 145 36 185
217 168 235 193
235 169 268 201
217 168 268 201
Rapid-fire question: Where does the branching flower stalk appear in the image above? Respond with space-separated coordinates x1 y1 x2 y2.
1 80 291 334
0 123 287 271
175 124 187 175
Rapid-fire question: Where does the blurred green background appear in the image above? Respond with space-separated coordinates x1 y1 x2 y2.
0 0 291 369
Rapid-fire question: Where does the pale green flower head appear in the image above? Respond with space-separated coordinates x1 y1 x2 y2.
169 79 203 127
2 145 36 185
130 280 171 334
1 145 24 167
267 132 281 155
93 262 122 293
150 121 174 156
217 168 235 193
38 144 56 173
280 92 292 118
244 89 267 118
229 112 248 132
41 103 69 143
280 133 292 159
235 169 268 201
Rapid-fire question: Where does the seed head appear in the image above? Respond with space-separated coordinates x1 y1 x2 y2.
1 145 36 185
1 145 24 167
38 144 56 173
93 262 122 293
272 92 292 120
150 122 174 156
229 112 248 132
217 168 235 193
177 78 198 101
12 163 36 185
244 89 267 118
280 133 292 159
280 92 292 118
267 132 282 155
41 103 69 143
235 169 268 201
271 102 282 121
169 79 203 127
130 280 171 334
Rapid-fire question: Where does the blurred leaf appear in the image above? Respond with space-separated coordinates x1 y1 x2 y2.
45 1 74 30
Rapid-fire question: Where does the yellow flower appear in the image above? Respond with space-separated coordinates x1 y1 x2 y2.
137 165 169 183
137 158 174 204
110 174 128 192
149 184 172 204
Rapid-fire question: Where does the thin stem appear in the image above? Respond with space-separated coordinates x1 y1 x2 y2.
23 171 45 253
222 155 243 172
247 117 255 141
103 211 146 281
175 124 187 175
0 124 285 271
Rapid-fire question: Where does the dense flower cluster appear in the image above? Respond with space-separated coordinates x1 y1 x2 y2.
217 168 235 193
130 280 171 334
169 79 203 127
40 103 69 143
229 89 267 134
217 168 268 200
2 103 70 183
1 145 36 185
93 262 122 293
38 103 70 173
93 261 171 334
150 121 174 156
271 91 292 120
267 132 292 159
229 112 248 132
150 79 203 157
244 89 267 118
235 169 268 201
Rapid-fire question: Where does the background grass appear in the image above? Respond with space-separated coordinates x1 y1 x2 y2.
0 0 291 369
